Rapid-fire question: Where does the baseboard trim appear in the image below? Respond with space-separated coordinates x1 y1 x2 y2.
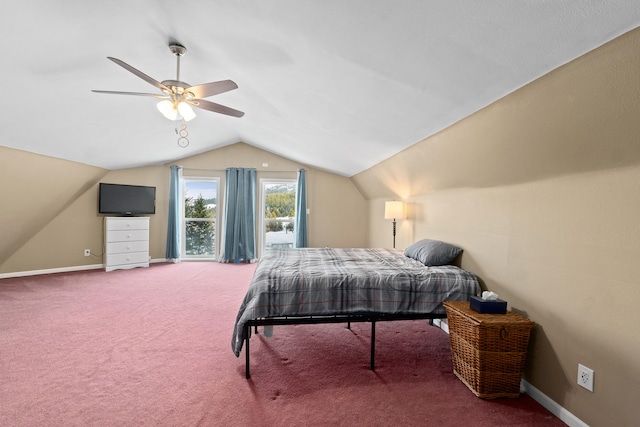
0 258 173 279
0 264 104 279
520 380 588 427
436 317 587 427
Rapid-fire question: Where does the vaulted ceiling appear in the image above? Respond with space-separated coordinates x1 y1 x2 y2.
2 1 640 177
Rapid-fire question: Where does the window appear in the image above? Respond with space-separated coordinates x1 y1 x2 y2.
182 178 218 259
260 179 296 256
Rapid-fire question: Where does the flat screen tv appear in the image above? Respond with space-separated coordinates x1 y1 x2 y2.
98 183 156 215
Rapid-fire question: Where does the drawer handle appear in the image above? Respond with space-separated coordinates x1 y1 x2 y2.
126 234 131 239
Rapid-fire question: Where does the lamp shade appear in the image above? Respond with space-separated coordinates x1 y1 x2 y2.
384 201 404 220
157 100 179 120
177 102 196 121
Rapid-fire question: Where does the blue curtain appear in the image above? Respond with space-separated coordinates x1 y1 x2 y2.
221 167 257 262
294 168 307 248
166 165 182 260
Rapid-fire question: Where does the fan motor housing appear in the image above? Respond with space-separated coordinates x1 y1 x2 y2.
169 43 186 56
161 80 192 96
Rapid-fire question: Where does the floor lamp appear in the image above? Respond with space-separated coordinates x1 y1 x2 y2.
384 201 404 249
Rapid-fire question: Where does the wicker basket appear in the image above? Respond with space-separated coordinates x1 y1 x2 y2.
443 301 535 399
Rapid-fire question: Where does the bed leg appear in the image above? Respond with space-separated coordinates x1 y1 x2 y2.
245 326 251 379
370 321 376 371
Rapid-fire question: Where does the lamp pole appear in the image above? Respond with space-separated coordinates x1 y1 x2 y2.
385 200 404 250
392 218 397 249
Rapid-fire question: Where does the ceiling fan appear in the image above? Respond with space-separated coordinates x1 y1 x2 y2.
92 43 244 121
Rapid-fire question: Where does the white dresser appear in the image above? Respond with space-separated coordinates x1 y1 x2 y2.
104 217 150 272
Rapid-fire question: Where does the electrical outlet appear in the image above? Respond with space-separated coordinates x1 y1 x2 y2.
577 364 594 392
84 249 91 257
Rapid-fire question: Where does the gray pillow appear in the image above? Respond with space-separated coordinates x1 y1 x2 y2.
404 239 462 266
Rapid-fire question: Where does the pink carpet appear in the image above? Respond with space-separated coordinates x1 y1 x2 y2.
0 262 565 426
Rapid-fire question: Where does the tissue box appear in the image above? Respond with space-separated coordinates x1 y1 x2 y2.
470 296 507 314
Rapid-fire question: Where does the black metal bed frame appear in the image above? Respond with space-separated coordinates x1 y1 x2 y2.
243 312 446 379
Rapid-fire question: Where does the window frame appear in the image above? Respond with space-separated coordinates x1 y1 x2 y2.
181 177 219 260
259 178 297 257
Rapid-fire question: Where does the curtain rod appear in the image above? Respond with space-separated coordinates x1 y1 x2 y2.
176 166 301 173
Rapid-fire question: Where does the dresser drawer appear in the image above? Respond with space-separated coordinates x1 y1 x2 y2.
105 251 149 266
106 240 149 254
106 229 149 243
105 218 149 231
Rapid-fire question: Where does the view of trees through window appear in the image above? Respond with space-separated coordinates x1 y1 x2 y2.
184 180 217 257
182 179 296 258
263 181 296 250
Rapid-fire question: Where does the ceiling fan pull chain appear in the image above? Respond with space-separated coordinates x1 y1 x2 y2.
177 121 189 148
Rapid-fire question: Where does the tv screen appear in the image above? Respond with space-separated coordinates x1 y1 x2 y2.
98 183 156 215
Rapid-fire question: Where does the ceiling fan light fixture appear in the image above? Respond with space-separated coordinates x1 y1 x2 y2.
157 100 179 121
177 102 196 121
95 42 243 123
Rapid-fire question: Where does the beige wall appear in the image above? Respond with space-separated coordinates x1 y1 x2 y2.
0 162 167 274
354 28 640 426
174 142 368 251
0 142 367 275
0 147 108 272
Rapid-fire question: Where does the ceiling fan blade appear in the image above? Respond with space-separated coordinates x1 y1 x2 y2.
187 80 238 99
107 57 169 92
190 99 244 118
92 90 167 98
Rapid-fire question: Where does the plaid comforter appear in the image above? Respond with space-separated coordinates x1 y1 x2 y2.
232 247 479 356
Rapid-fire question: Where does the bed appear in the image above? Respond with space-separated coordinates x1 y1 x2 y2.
232 243 480 378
